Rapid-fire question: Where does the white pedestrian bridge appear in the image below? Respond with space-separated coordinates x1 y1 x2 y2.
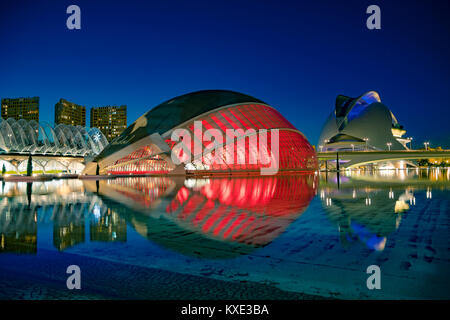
317 150 450 169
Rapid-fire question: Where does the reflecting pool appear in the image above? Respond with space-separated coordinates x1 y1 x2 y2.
0 169 449 299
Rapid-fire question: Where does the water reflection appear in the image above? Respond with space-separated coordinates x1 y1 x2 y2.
84 174 318 258
1 169 449 299
0 180 125 253
319 169 450 251
0 201 37 254
1 169 448 258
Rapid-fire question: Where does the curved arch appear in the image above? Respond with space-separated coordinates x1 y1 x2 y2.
18 119 37 151
41 122 59 153
10 120 28 150
79 127 99 155
88 127 108 152
0 118 17 151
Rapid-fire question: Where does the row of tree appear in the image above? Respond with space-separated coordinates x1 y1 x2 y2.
417 159 449 167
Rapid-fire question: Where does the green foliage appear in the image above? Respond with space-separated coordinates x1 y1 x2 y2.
27 155 33 176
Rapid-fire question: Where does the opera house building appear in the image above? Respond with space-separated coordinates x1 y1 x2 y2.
83 90 317 175
319 91 411 153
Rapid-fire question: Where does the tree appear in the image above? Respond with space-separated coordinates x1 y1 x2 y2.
27 154 33 176
1 164 5 176
417 159 429 167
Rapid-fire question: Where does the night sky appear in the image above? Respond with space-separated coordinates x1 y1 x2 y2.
1 0 449 147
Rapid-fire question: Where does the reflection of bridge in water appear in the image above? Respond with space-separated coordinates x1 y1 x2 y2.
317 150 450 169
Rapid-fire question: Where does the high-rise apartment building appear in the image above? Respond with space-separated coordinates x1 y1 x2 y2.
1 96 39 121
90 105 127 142
55 98 86 126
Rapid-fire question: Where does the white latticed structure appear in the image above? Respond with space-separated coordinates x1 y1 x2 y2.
0 118 108 156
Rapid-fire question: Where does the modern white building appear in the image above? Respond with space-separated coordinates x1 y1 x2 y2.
319 91 412 152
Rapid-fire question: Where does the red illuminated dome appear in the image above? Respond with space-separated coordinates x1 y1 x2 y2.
83 90 317 175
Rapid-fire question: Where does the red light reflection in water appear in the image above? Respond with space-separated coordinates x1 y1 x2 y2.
90 175 317 250
166 175 317 247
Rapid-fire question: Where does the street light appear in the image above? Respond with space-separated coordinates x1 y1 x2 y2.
387 142 392 151
319 145 323 152
363 137 369 151
424 142 430 151
351 144 355 151
408 137 413 150
323 139 330 152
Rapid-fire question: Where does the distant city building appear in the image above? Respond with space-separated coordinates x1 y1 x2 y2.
90 105 127 142
1 96 39 121
55 98 86 126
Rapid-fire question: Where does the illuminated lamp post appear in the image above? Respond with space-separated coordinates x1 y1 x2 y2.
387 142 392 151
424 142 430 151
409 137 413 150
363 137 369 151
323 139 330 152
351 144 355 152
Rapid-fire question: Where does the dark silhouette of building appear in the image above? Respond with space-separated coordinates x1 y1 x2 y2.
55 98 86 126
1 96 39 121
90 105 127 142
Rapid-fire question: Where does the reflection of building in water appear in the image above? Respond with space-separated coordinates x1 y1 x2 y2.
0 206 37 254
84 174 317 258
319 173 421 251
90 209 126 242
167 176 317 247
0 179 130 251
53 204 85 251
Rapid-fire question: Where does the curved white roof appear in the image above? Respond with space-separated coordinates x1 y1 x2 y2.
0 117 108 156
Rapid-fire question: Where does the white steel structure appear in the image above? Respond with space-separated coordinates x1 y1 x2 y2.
0 117 108 157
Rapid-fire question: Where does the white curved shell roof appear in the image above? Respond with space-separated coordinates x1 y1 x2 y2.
0 117 109 156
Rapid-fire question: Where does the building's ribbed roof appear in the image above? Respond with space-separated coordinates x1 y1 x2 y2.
127 90 263 136
96 90 265 160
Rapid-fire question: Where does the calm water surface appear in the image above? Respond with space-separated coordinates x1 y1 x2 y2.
0 169 449 299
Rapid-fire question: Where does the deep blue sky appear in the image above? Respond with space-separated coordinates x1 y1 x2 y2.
1 0 449 147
